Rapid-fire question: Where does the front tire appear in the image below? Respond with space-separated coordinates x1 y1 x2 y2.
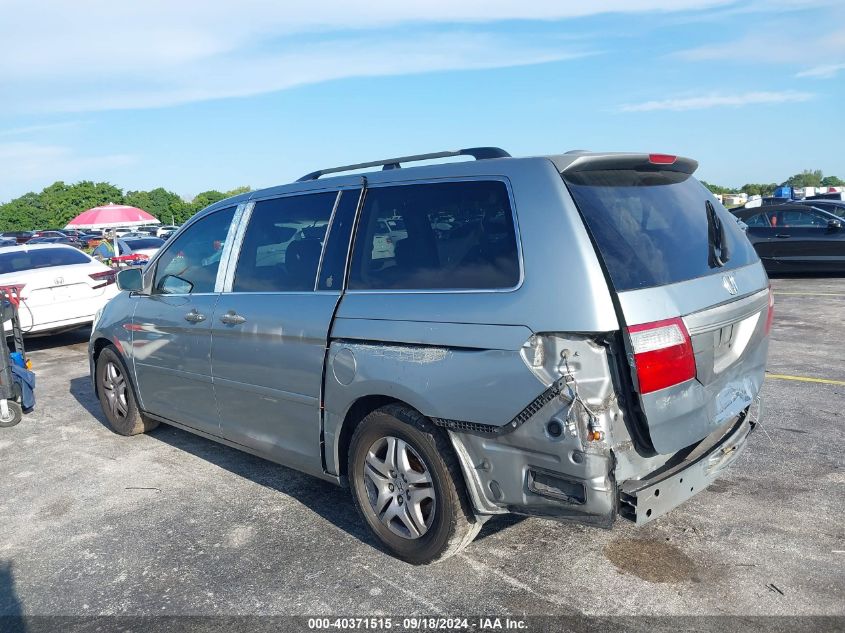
96 346 158 436
348 404 480 564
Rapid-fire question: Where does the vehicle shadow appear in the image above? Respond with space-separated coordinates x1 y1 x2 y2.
68 375 525 548
69 375 111 430
0 560 25 631
19 326 90 352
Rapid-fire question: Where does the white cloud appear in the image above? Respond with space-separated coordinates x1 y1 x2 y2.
0 0 733 113
674 22 845 64
0 143 135 200
34 33 594 112
0 122 84 137
618 90 814 112
796 62 845 79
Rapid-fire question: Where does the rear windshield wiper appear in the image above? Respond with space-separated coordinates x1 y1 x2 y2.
706 200 730 268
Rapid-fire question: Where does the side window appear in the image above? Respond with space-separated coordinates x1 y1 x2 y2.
153 207 236 295
232 192 336 292
744 213 770 228
348 180 520 290
779 209 827 227
318 189 361 291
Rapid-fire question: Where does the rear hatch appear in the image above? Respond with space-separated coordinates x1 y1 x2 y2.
559 153 772 454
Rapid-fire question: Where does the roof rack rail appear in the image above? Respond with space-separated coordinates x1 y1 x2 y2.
296 147 511 182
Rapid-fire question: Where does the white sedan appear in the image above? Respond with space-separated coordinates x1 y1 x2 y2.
0 244 119 335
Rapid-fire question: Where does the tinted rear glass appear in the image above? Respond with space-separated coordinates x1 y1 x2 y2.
565 170 759 292
0 248 91 274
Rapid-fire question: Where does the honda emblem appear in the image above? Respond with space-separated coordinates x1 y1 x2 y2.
722 273 738 295
54 276 64 285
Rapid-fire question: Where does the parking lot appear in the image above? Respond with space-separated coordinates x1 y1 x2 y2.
1 276 843 623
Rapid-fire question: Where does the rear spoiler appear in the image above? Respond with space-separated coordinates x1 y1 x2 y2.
551 152 698 176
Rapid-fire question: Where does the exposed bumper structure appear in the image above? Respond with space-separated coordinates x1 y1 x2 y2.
619 413 755 524
449 394 758 528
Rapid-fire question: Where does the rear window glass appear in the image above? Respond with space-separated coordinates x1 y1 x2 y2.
565 170 759 292
348 181 520 291
0 247 91 274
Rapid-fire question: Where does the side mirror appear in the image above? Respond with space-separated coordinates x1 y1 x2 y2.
116 268 143 292
828 219 842 231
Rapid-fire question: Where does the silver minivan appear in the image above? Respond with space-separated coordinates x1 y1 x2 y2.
89 148 772 564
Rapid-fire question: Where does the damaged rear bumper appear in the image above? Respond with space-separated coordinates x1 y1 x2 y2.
619 413 754 524
448 404 757 528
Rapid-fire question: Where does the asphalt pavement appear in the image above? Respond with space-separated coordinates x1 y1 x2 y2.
0 276 842 626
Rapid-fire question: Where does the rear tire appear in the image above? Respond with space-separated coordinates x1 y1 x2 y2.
96 346 158 436
0 400 22 427
348 404 480 564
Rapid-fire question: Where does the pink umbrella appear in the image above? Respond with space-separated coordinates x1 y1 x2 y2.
65 203 160 230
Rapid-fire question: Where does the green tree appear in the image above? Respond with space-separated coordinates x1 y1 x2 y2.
784 169 823 188
740 183 779 197
820 175 845 187
41 180 124 228
700 181 737 195
125 187 189 225
181 186 252 223
0 192 46 231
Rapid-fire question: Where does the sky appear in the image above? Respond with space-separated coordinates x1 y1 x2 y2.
0 0 843 202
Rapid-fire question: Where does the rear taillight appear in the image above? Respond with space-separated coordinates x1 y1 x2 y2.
764 284 775 336
89 270 117 289
627 317 696 394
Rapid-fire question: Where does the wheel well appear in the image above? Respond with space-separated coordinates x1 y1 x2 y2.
92 337 112 363
336 395 399 478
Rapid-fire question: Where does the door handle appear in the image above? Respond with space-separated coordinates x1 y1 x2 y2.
775 234 791 238
220 311 246 325
184 309 206 323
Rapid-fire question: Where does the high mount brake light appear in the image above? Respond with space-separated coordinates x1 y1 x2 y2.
89 269 117 289
628 317 696 394
648 153 677 165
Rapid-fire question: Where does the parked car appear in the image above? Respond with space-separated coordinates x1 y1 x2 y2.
119 237 164 259
743 196 791 209
91 148 771 564
795 198 845 218
732 203 845 273
805 192 845 202
27 236 82 248
0 244 119 335
113 227 136 238
0 237 17 248
91 237 164 262
130 225 160 237
0 231 35 244
78 233 104 249
156 225 180 238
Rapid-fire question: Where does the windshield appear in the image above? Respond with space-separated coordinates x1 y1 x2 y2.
0 248 91 274
565 170 759 292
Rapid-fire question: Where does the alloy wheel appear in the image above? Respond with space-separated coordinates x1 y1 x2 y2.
101 361 129 420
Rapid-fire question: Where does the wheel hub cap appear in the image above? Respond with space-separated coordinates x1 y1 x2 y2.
363 436 436 540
